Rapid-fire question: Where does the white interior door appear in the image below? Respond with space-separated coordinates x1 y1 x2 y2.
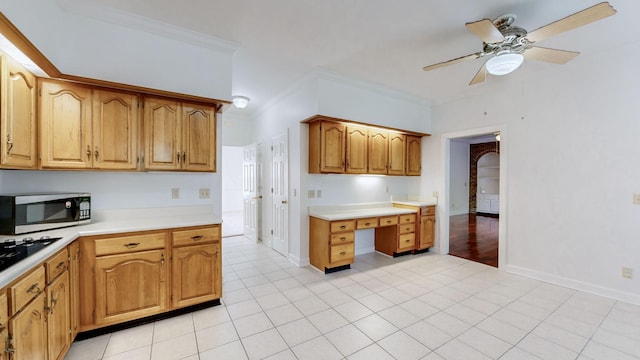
243 144 260 242
271 133 289 256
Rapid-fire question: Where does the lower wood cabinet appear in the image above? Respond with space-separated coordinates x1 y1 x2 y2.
79 225 221 332
8 291 47 360
94 249 168 326
394 204 436 251
310 217 355 272
47 271 70 360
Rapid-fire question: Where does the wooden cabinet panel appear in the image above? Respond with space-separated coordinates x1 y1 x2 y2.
346 126 367 174
8 292 46 360
47 271 70 360
406 135 422 176
330 232 354 245
144 97 181 170
68 241 80 339
399 223 415 234
309 121 345 173
379 215 398 227
388 132 406 175
398 233 415 251
182 103 216 171
173 225 220 247
94 232 166 256
39 79 92 169
356 217 378 229
172 243 220 308
368 130 388 174
399 214 415 224
329 220 355 233
420 215 435 249
10 266 45 316
1 55 37 169
45 249 68 284
329 243 354 265
94 249 169 326
92 89 139 170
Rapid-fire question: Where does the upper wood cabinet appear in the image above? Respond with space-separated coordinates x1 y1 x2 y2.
368 129 388 175
309 120 346 173
345 126 367 174
306 116 426 176
39 79 139 170
1 55 37 169
388 132 406 175
144 97 216 172
92 89 140 170
406 135 422 176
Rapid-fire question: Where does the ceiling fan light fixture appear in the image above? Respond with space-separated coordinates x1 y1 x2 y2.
232 95 250 109
485 52 524 76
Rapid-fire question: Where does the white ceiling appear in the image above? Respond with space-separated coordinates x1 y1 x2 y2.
59 0 639 113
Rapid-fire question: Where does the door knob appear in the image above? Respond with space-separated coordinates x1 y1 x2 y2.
281 200 288 204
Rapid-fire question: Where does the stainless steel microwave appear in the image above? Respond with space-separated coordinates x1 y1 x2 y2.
0 193 91 235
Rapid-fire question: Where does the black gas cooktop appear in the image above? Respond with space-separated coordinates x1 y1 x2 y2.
0 236 63 272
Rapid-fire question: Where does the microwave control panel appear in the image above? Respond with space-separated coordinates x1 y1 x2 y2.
78 198 91 220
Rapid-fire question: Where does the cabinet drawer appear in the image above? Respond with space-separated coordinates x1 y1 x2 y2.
356 217 378 229
378 216 398 227
10 266 45 315
421 206 436 216
399 223 415 234
330 232 354 245
330 243 354 263
45 248 68 283
173 226 220 247
399 214 416 224
398 233 415 251
95 232 166 256
330 220 355 233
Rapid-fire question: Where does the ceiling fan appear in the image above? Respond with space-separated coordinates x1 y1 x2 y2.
422 2 617 85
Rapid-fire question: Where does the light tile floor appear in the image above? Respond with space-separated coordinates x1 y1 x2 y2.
65 236 640 360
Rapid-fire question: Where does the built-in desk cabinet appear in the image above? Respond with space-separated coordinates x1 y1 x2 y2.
394 204 436 251
0 54 37 169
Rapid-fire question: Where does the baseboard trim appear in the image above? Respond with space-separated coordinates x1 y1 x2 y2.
505 264 640 305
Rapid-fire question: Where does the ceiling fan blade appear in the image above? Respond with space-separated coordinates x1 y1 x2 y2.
423 52 483 72
527 2 616 43
525 46 580 64
465 19 505 43
469 63 487 85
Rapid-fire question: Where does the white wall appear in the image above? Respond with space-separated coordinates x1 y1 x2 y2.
0 0 234 100
449 140 470 215
427 43 640 304
221 146 244 213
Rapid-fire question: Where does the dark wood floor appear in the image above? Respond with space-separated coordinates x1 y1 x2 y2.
449 213 499 267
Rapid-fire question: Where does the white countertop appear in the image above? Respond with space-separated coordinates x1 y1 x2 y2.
392 200 438 207
0 206 222 288
309 202 435 221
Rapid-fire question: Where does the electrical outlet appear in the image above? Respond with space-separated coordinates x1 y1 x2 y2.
633 194 640 205
622 267 634 279
199 188 210 199
171 188 179 199
308 190 315 198
317 190 322 198
433 191 439 197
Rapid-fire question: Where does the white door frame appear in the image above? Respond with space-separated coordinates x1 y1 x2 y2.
441 125 508 268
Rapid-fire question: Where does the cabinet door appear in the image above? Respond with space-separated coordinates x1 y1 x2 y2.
47 271 70 360
39 79 92 169
1 56 37 168
319 121 345 173
8 292 47 360
172 243 220 308
406 135 422 176
0 292 7 360
388 132 406 175
144 98 181 170
92 89 139 170
68 242 80 339
182 103 216 171
420 215 435 249
368 130 388 174
345 126 367 174
94 249 168 326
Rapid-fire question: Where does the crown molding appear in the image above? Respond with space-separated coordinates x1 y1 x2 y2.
56 0 239 54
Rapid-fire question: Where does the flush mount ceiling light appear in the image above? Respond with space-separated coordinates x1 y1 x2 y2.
232 95 250 109
485 51 524 76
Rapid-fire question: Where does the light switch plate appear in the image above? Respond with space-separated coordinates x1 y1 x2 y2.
308 190 315 198
633 194 640 205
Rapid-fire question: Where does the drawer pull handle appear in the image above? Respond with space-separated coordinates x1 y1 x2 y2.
365 222 370 226
386 220 391 224
27 283 41 294
405 239 411 243
55 261 65 269
339 237 346 241
191 235 204 241
340 225 346 229
340 251 346 255
124 242 140 249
